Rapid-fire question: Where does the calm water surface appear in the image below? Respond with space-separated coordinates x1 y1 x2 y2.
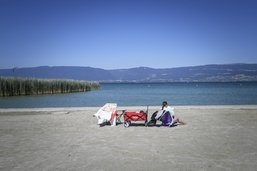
0 82 257 108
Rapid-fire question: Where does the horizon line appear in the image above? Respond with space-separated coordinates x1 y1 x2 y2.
0 63 255 70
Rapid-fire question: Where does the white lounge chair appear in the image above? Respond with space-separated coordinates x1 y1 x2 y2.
93 103 118 126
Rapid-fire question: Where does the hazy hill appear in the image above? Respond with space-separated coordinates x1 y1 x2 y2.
0 64 257 82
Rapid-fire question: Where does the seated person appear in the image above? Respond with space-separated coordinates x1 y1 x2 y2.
148 101 186 126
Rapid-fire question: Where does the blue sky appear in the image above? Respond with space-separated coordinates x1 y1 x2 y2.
1 0 257 69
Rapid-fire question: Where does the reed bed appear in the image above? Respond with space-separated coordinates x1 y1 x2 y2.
0 77 100 97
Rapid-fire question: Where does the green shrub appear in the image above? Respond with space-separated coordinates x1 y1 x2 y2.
0 77 100 97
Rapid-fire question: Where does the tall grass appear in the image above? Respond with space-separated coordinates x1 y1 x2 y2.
0 77 100 97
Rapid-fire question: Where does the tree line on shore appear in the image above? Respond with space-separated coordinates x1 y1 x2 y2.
0 77 100 97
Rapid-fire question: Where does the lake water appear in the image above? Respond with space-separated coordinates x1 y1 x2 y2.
1 82 257 108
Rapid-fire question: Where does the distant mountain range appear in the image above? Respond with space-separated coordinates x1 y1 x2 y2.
0 64 257 82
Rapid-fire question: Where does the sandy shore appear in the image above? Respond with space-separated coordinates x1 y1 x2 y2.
0 105 257 171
